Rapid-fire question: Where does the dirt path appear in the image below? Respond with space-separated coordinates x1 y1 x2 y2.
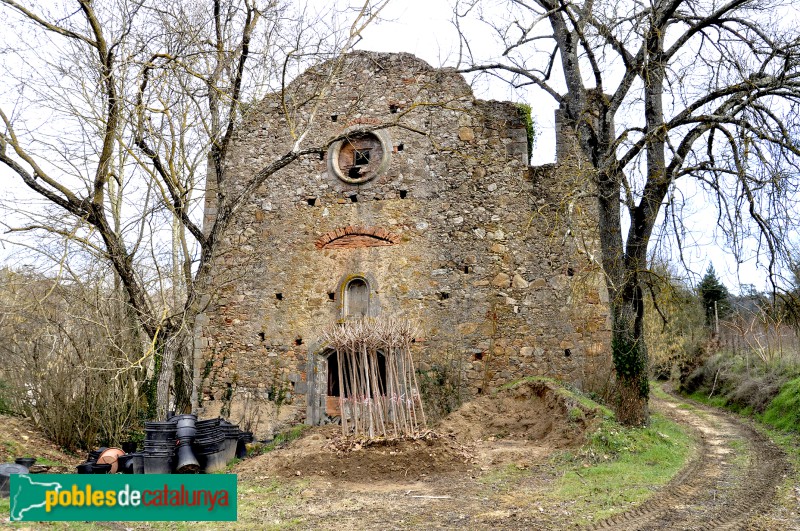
590 391 792 530
5 383 793 529
231 386 796 530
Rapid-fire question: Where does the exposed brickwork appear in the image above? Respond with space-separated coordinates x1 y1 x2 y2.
195 51 612 432
314 226 399 249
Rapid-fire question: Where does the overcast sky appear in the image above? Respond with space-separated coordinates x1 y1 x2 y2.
355 0 800 293
0 0 797 293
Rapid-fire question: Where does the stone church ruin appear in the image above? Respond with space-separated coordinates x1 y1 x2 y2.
194 51 611 432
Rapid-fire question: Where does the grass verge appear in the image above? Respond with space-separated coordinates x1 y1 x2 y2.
477 381 694 526
545 410 692 526
762 376 800 433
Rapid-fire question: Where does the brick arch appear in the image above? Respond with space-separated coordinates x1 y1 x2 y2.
315 226 400 250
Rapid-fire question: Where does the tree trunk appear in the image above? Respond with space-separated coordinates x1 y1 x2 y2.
597 165 651 426
154 332 182 419
611 285 650 426
155 342 174 420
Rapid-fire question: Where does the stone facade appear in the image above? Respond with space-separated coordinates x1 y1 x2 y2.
195 51 611 431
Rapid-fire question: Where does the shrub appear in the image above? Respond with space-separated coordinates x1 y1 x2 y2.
680 343 800 439
515 103 536 159
0 379 11 415
0 269 148 450
417 359 464 421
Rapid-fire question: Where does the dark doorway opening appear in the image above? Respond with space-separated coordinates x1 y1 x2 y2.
326 351 387 397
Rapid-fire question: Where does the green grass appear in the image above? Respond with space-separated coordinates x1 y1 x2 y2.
498 375 559 391
762 376 800 434
649 384 671 400
479 381 694 526
688 375 800 436
546 411 693 525
249 424 308 456
35 457 68 467
499 376 614 419
2 439 22 455
687 391 729 410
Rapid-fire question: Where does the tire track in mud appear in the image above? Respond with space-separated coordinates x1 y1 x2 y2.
589 390 789 530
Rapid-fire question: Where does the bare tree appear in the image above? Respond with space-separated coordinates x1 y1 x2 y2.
456 0 800 424
0 264 145 449
0 0 388 418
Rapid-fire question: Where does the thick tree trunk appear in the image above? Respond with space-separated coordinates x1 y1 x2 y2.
154 331 189 420
597 166 651 426
610 284 650 426
155 340 175 420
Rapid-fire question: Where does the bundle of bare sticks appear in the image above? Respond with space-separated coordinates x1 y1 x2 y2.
323 318 426 438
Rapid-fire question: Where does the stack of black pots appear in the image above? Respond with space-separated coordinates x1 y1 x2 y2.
173 414 200 473
192 418 227 473
143 421 177 474
220 420 241 463
73 416 252 475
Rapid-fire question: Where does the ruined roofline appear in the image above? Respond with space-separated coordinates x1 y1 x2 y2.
237 51 533 154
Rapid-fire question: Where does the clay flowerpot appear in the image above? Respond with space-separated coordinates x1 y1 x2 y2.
97 448 125 474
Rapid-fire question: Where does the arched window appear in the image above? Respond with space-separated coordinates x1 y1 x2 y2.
344 277 370 318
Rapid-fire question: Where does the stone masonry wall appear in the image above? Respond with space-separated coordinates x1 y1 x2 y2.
196 51 611 430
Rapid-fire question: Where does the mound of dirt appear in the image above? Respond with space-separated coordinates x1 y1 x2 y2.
235 379 601 483
0 414 80 472
236 426 473 482
438 379 600 448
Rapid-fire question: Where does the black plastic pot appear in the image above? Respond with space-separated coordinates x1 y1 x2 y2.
175 415 197 439
144 434 177 456
174 414 197 426
192 435 223 456
145 422 177 442
192 418 224 457
196 418 220 428
175 442 199 474
117 454 134 474
91 463 112 474
177 426 196 438
76 462 94 474
130 453 144 475
15 457 36 468
88 447 107 462
199 449 227 474
176 426 196 439
121 441 137 454
235 439 248 459
143 455 172 474
144 439 176 449
216 422 238 463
